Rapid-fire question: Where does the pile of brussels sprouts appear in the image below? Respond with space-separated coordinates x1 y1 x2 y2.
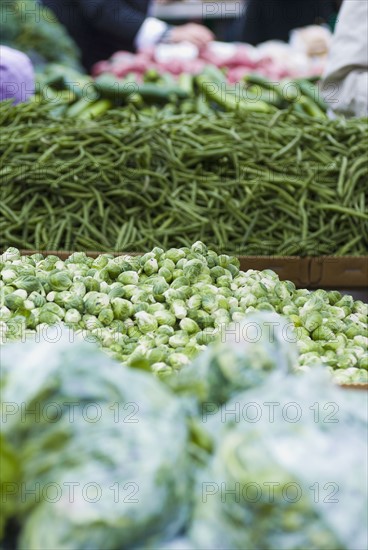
0 243 367 384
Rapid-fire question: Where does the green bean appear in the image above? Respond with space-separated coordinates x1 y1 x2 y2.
1 102 367 256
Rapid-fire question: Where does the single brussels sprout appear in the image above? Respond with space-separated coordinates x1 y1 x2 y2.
169 352 190 370
4 294 24 311
1 269 18 284
191 241 207 255
201 294 217 313
83 277 100 293
120 284 137 300
187 295 201 310
133 303 150 315
48 271 72 291
147 303 165 314
118 271 139 285
1 247 20 262
0 306 11 321
135 311 158 333
143 258 158 276
111 298 133 320
158 266 173 283
171 300 187 320
179 318 200 334
169 331 189 349
14 275 42 294
153 309 176 327
12 289 28 300
183 259 203 281
84 292 110 315
28 292 46 308
65 309 82 325
39 311 61 325
172 269 184 280
153 280 170 302
108 284 126 300
255 302 275 313
302 311 323 333
157 324 175 337
97 307 113 326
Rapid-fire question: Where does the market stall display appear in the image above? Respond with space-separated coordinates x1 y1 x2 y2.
1 245 367 384
1 323 367 549
0 4 367 548
1 101 367 256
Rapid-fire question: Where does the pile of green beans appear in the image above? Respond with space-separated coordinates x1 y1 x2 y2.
0 100 367 255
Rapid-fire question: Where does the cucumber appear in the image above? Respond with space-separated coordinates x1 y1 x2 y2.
137 83 189 102
296 79 328 112
94 75 138 102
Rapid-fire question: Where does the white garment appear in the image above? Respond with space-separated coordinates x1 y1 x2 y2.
134 16 169 50
321 0 368 117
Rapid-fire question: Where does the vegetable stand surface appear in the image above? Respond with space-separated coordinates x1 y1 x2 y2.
1 245 367 386
1 101 367 256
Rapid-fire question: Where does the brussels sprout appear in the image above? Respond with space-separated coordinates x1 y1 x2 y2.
118 271 139 285
4 294 24 311
65 309 82 325
98 308 114 326
28 292 46 308
302 312 323 333
147 303 165 314
1 269 18 284
157 325 175 337
169 352 190 370
187 294 201 310
1 247 20 262
191 241 208 255
158 266 173 283
83 277 100 293
143 258 158 276
135 311 158 333
183 259 203 281
39 311 61 325
0 306 11 321
171 300 187 320
132 303 150 315
111 298 133 320
153 309 176 327
153 280 170 302
84 292 110 315
201 294 217 313
169 331 189 349
179 318 200 334
48 272 72 291
14 275 42 294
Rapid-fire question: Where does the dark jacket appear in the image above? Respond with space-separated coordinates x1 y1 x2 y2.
242 0 337 45
42 0 150 71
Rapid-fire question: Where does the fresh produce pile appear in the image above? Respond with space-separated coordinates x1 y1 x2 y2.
1 245 367 384
93 41 326 82
1 101 367 256
1 328 367 549
34 63 327 118
0 1 81 69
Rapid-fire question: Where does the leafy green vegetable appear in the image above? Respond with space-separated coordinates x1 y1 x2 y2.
1 333 191 549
